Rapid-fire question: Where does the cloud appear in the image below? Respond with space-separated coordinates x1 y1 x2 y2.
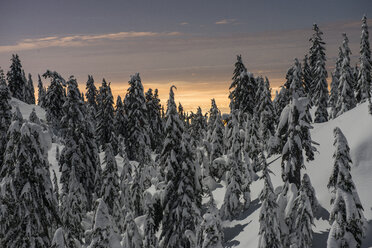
215 19 236 25
180 22 189 26
0 31 182 53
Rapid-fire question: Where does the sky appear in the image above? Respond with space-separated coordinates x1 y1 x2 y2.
1 0 372 113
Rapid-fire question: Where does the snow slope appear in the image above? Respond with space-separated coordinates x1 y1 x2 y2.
10 98 372 247
215 102 372 247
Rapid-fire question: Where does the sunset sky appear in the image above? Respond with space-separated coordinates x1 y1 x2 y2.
1 0 371 113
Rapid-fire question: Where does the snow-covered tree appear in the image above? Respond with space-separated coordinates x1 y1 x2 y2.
229 55 257 115
287 184 314 248
207 99 219 136
0 76 12 169
0 121 59 247
257 77 275 150
327 127 366 248
309 24 328 121
244 112 261 172
301 173 319 214
60 166 87 247
85 75 97 111
258 163 282 248
303 55 312 100
114 95 127 138
51 227 67 248
37 74 47 107
24 73 36 104
329 47 343 119
100 143 123 231
7 54 26 101
87 199 121 248
146 88 164 151
336 33 356 117
273 86 290 123
160 86 201 248
356 15 371 104
220 122 245 220
52 169 60 204
199 195 223 248
143 192 159 248
189 106 207 145
43 70 66 130
59 76 100 207
123 211 143 248
209 111 224 180
96 78 118 153
124 73 150 162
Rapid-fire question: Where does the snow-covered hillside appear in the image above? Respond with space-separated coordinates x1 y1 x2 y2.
10 97 372 247
213 102 372 248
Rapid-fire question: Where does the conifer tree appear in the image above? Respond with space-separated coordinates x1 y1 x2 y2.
124 73 150 161
85 75 98 111
37 74 47 107
303 55 312 100
329 47 343 118
273 86 290 123
287 185 314 248
257 77 275 150
146 88 164 151
0 121 59 247
52 170 60 204
327 127 366 248
190 106 207 145
356 15 371 104
178 102 187 126
88 199 121 248
143 192 159 248
336 33 356 117
60 166 87 247
301 173 319 214
100 143 123 231
96 78 118 153
59 76 100 207
51 227 67 248
114 95 127 139
207 99 219 136
24 73 36 104
229 55 257 115
258 164 282 248
43 70 66 130
123 211 143 248
160 86 201 248
244 112 261 172
7 54 26 101
309 24 328 122
0 75 12 169
199 195 223 248
220 123 244 220
209 111 224 180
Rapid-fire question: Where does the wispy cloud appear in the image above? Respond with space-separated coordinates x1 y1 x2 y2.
180 22 189 26
215 19 236 25
0 31 182 53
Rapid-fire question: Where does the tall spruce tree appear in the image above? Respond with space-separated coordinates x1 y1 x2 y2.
114 95 127 139
43 70 66 130
207 98 219 139
100 143 123 231
329 47 343 119
160 86 201 248
336 33 357 117
229 55 257 115
60 166 87 247
7 54 26 101
87 199 121 248
124 73 150 161
356 15 372 104
0 75 12 169
37 74 47 107
258 164 282 248
189 106 207 145
59 76 100 208
309 25 329 123
327 127 366 247
146 88 164 151
0 121 59 247
25 73 36 104
96 78 118 153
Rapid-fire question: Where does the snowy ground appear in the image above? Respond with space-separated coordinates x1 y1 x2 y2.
12 98 372 247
